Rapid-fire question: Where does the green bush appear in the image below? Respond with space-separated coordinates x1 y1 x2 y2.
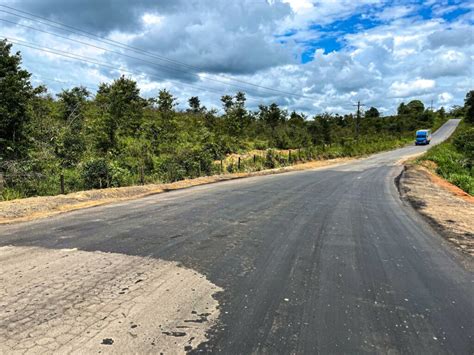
420 121 473 195
1 187 23 201
82 158 109 189
63 168 84 193
448 173 474 195
253 140 269 150
153 149 214 182
264 149 280 169
108 162 134 187
453 127 474 165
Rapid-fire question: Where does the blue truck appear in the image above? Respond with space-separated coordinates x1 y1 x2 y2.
415 129 432 145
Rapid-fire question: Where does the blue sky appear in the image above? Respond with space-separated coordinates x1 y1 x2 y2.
1 0 473 114
284 0 473 63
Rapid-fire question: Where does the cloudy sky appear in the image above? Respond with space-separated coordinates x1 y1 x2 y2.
1 0 473 115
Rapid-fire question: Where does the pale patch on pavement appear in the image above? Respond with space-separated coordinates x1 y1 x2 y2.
0 246 222 354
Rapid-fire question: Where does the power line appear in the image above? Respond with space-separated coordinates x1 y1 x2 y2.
0 18 303 100
0 4 309 99
4 37 232 96
3 36 284 106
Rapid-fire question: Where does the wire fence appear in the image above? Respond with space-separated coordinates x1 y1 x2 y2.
0 147 332 200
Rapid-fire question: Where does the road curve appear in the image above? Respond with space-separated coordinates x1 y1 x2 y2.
1 119 472 354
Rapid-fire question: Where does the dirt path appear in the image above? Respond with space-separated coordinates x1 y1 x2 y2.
399 164 474 257
0 246 222 354
0 158 352 224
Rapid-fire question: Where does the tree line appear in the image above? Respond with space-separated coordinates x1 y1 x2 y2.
0 39 468 199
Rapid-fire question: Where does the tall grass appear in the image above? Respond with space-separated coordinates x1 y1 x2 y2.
419 122 474 195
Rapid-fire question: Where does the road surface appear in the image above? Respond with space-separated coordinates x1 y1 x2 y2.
1 119 472 354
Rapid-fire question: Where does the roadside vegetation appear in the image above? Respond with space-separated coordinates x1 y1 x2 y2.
418 92 474 195
0 39 457 200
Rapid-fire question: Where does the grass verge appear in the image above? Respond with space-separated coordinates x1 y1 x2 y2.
417 121 474 195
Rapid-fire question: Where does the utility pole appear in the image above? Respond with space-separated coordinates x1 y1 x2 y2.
352 101 365 140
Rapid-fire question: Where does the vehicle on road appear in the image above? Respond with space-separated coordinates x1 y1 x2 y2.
415 129 432 145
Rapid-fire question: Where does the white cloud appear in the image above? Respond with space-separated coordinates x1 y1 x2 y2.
422 49 471 78
282 0 313 13
3 0 473 115
438 92 453 104
142 13 164 26
376 5 416 21
389 79 436 98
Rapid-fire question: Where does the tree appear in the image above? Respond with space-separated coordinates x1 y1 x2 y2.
319 114 333 145
287 111 311 148
259 103 285 129
397 103 408 116
55 87 90 168
233 92 252 132
365 107 380 118
188 96 202 114
0 40 35 159
57 86 90 122
154 89 179 146
158 89 177 113
95 76 144 153
220 92 251 137
449 105 465 118
397 100 425 116
418 110 435 126
221 95 233 113
406 100 425 115
437 107 446 121
464 90 474 124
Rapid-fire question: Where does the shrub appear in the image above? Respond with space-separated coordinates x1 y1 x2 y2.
1 187 23 201
453 127 474 165
82 158 109 189
153 149 214 182
448 173 474 195
108 162 134 187
265 149 279 169
420 122 474 195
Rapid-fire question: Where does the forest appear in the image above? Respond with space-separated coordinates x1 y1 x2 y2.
0 39 468 200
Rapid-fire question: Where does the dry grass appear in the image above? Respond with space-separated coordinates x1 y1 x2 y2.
0 157 353 224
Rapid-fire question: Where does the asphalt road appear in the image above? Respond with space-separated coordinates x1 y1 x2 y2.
1 119 472 354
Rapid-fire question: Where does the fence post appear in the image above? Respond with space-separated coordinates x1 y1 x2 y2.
60 173 65 194
140 166 144 185
220 159 223 174
0 172 4 197
238 157 241 171
288 150 292 164
253 154 256 164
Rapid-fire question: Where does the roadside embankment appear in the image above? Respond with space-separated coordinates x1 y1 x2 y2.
0 157 352 224
399 163 473 257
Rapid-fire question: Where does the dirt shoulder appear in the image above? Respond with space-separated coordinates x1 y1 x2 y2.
399 163 473 257
0 157 352 224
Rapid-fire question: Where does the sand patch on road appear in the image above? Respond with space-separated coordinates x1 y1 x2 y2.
399 164 473 257
0 246 222 354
